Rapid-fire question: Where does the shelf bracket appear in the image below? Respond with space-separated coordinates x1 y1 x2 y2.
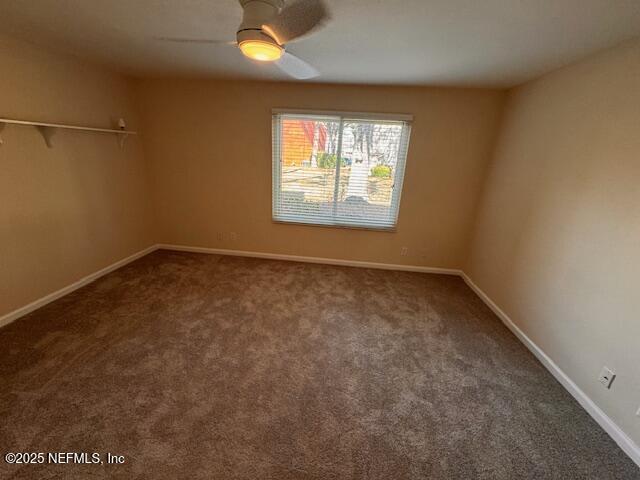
36 125 56 148
117 132 129 149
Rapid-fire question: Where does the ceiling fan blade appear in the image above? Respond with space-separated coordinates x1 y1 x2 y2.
275 51 319 79
263 0 329 44
155 36 236 45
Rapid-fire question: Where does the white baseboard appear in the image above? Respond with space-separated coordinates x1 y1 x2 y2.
0 243 457 329
461 272 640 467
0 245 158 329
157 243 463 276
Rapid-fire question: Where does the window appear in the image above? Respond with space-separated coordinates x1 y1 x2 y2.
272 110 412 230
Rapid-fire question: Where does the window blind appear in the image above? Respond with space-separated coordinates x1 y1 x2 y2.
272 111 412 230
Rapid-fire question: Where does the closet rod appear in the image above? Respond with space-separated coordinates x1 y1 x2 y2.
0 117 137 148
0 117 137 135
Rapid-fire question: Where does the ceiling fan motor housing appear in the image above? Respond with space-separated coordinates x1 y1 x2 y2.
235 0 322 77
238 0 284 46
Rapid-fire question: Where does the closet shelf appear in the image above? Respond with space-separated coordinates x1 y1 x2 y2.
0 117 138 148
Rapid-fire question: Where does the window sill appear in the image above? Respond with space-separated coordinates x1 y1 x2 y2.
272 218 397 233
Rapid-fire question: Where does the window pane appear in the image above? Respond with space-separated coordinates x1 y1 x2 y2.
336 120 405 228
275 115 341 224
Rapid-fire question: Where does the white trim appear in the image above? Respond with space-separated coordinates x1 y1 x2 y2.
461 272 640 467
272 108 413 122
0 245 158 329
157 243 461 275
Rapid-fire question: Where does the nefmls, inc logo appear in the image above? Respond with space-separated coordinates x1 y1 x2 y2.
48 452 101 464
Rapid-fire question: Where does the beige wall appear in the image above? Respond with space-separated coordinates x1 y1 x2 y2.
466 39 640 444
135 79 504 268
0 35 154 317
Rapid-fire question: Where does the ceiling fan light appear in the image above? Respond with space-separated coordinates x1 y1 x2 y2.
239 40 283 62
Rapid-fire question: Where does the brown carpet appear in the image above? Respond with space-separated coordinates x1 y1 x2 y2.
0 250 638 479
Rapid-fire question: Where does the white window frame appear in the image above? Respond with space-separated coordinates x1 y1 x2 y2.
271 109 413 232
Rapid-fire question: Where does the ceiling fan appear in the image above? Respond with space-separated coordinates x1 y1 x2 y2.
158 0 329 79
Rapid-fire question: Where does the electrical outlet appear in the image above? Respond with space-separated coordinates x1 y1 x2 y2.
229 232 238 241
400 246 408 256
216 232 224 241
598 367 616 389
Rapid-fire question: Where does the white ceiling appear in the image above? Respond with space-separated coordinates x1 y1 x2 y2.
2 0 640 87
